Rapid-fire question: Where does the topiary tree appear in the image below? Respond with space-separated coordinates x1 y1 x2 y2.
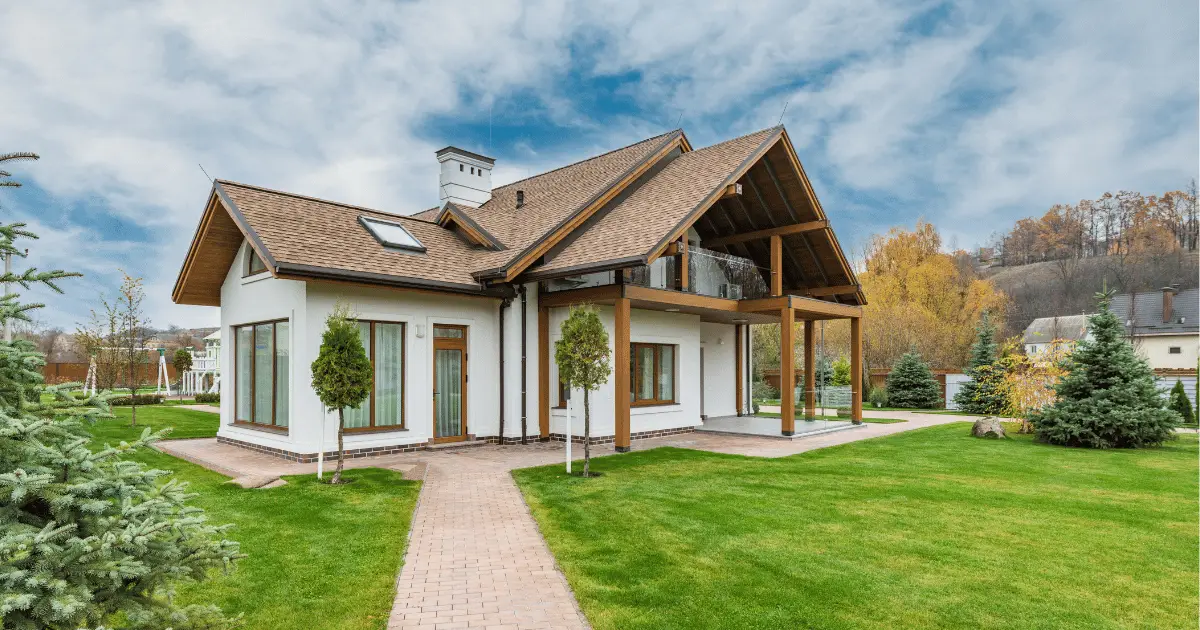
1031 292 1179 448
554 305 611 477
1167 380 1194 426
0 222 242 629
310 303 372 484
886 350 942 409
954 312 1008 414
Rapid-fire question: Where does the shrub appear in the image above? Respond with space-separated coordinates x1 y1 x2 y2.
752 379 778 402
108 394 164 406
831 356 851 386
194 392 221 404
1031 293 1178 448
868 386 888 407
1167 381 1194 424
886 351 942 409
835 406 852 418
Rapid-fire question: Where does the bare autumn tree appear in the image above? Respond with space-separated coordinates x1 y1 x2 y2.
109 272 151 426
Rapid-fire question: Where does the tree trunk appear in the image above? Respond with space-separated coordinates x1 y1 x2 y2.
331 407 346 484
583 388 591 477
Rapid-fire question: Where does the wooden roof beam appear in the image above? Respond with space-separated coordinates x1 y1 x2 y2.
703 220 829 248
789 284 861 297
759 155 831 289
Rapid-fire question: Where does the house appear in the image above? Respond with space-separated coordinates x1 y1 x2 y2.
1021 314 1091 355
1111 286 1198 405
171 126 865 462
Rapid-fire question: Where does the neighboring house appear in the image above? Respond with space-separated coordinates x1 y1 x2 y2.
1110 287 1198 372
181 330 221 395
1021 314 1092 355
1111 286 1198 406
172 126 866 462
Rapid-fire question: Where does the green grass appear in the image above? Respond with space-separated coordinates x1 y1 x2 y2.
514 424 1199 630
89 405 221 442
85 407 421 630
753 412 904 424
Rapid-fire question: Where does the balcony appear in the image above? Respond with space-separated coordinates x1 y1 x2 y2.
627 246 770 300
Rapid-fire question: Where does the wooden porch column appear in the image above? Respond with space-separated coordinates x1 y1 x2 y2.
770 234 783 296
734 324 743 417
803 319 815 420
851 316 863 424
679 238 689 292
538 305 550 439
614 297 632 452
780 307 795 436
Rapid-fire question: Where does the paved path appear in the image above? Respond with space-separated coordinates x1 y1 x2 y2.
158 411 972 629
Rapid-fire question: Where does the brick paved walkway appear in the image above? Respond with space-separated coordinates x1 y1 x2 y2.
158 410 974 629
387 444 588 629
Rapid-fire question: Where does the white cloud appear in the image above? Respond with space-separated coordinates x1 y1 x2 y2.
0 0 1194 329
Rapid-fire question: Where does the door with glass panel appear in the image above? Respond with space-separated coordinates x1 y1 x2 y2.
432 325 467 442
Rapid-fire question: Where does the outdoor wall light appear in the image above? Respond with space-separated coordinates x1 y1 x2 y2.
415 324 426 338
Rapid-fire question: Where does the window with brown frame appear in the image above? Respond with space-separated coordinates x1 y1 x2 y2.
555 377 568 409
342 320 406 431
630 343 676 406
234 320 289 429
245 244 267 276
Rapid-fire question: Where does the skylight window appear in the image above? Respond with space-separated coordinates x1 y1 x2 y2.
359 216 426 253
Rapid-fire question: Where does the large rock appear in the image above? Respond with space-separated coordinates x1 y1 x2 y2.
971 416 1007 439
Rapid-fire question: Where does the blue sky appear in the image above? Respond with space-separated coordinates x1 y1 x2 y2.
1 0 1196 330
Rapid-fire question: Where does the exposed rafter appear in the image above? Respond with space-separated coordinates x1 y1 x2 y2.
704 220 828 248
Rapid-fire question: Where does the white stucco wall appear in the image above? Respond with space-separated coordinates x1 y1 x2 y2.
549 306 725 438
217 243 307 453
1134 334 1199 370
699 321 738 418
218 246 739 453
303 281 503 454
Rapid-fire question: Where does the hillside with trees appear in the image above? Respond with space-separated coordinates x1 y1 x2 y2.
985 183 1199 335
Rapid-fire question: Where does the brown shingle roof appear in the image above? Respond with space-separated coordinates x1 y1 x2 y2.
458 130 682 275
217 181 493 291
536 127 779 274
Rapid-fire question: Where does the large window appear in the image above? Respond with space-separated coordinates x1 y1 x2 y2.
343 320 406 431
630 343 676 406
234 320 289 428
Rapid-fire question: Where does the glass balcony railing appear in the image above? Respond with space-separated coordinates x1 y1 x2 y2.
628 246 770 300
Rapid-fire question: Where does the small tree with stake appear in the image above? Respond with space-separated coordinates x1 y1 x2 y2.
310 304 372 484
173 347 193 396
555 305 611 477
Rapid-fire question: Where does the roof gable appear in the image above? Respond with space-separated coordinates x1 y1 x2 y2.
461 130 690 281
526 127 865 305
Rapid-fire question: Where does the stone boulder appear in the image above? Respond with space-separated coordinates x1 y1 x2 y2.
971 416 1007 439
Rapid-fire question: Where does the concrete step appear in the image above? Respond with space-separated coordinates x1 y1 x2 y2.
424 438 486 452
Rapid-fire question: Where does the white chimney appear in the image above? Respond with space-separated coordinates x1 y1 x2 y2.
437 146 494 208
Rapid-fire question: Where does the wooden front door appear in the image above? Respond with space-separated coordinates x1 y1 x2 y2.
432 325 467 442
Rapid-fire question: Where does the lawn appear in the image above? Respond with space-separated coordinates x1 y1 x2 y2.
514 424 1199 630
91 405 221 442
85 406 421 630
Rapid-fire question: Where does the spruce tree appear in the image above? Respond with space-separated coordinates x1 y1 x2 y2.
954 312 1008 414
1167 381 1194 425
886 350 942 409
0 223 241 629
1031 292 1179 448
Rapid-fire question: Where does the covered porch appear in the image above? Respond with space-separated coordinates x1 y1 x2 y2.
537 283 864 449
